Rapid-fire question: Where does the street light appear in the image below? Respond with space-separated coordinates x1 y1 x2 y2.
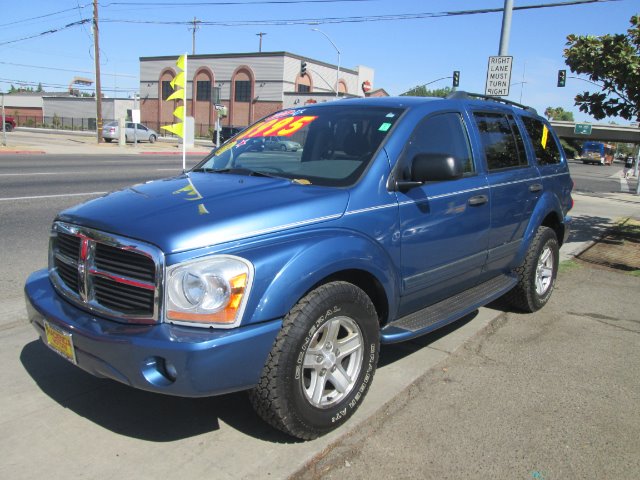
311 28 341 98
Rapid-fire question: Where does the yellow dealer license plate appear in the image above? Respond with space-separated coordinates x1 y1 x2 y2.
44 321 77 364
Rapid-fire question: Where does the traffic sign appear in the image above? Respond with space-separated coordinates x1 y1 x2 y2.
485 56 513 97
362 80 372 93
574 123 592 135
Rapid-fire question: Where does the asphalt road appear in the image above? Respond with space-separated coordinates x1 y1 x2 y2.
0 154 202 326
568 158 638 194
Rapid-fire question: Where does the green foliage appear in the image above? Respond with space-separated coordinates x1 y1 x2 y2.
564 15 640 121
401 86 452 98
544 106 575 121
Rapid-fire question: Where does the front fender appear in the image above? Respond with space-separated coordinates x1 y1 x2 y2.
513 190 564 266
238 228 400 325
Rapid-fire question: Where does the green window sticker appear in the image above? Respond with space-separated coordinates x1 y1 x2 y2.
378 122 392 132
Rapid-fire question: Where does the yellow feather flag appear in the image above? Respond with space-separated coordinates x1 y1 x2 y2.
161 122 184 138
173 105 185 120
170 71 185 90
176 54 186 71
166 89 183 102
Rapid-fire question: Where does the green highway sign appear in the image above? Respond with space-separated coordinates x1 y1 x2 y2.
575 123 592 135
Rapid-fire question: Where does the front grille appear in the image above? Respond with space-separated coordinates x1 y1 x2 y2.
49 223 162 323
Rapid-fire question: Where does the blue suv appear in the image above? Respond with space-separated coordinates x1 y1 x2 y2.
25 93 573 440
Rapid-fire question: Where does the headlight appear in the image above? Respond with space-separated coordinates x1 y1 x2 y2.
165 255 254 328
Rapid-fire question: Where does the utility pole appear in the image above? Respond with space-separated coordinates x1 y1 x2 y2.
256 32 267 52
498 0 513 55
93 0 103 143
190 17 200 55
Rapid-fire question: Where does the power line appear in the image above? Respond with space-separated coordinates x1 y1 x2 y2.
99 0 620 26
0 19 91 46
0 61 136 78
103 0 375 5
0 4 91 28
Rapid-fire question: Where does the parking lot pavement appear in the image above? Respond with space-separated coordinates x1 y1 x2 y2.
294 264 640 480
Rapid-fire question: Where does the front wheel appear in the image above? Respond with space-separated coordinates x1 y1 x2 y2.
148 134 156 143
508 226 559 312
250 281 379 440
4 123 13 132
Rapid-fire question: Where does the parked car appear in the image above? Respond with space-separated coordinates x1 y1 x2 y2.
102 121 158 143
26 93 573 441
264 136 302 152
3 116 16 132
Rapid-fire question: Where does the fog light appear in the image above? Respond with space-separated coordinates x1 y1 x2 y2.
142 357 178 386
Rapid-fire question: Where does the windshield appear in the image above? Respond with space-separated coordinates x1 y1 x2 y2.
194 105 404 187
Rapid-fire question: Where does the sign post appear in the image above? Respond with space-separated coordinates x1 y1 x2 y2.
485 56 513 97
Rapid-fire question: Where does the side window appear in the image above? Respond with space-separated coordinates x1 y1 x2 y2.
403 112 475 178
521 117 562 165
473 112 528 171
125 122 134 129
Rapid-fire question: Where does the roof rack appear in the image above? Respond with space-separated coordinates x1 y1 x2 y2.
446 91 537 114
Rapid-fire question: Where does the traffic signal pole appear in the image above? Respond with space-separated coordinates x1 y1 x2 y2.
498 0 513 56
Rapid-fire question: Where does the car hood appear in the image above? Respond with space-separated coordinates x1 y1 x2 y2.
57 172 348 253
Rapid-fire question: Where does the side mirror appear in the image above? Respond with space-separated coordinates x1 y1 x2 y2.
395 153 464 191
412 153 464 182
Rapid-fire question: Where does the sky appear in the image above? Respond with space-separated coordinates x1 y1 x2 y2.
0 0 637 124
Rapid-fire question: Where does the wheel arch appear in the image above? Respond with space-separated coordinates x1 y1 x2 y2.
240 230 399 327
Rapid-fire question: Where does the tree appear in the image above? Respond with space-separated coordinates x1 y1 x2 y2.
401 86 452 98
564 15 640 122
544 106 574 121
36 83 43 92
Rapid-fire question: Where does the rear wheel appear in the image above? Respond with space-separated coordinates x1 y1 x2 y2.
280 144 287 151
508 226 559 312
250 281 379 440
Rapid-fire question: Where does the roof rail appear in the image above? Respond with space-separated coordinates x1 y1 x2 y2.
446 91 537 114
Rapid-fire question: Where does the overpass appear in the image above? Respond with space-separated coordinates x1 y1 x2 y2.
549 120 640 144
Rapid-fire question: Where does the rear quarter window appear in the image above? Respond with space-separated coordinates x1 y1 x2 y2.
521 117 562 165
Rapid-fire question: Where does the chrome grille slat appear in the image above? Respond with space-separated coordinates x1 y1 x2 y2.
94 243 156 282
49 222 163 323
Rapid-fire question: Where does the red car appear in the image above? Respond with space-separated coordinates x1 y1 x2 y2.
3 116 16 132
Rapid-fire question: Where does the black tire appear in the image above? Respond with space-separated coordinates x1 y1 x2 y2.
280 144 287 151
148 134 156 144
249 281 379 440
4 123 13 132
104 138 112 143
508 226 559 313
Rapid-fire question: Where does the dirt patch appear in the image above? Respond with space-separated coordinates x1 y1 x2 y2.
577 219 640 273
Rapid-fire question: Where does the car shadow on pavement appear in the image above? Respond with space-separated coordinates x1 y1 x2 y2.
20 340 298 444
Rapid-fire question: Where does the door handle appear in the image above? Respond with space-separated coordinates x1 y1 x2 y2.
529 183 543 193
468 195 488 206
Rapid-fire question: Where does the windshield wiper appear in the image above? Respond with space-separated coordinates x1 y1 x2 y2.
194 167 286 180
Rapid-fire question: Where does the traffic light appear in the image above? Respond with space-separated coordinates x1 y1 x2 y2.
300 61 307 77
452 70 460 88
557 69 566 87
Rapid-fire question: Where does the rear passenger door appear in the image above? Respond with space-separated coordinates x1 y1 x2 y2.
472 111 542 275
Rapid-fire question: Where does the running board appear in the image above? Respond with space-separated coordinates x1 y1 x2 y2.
381 274 517 344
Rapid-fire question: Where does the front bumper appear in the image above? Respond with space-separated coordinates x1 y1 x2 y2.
25 269 281 397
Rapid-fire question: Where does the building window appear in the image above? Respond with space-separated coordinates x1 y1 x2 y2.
196 80 211 101
161 80 173 100
234 80 251 102
297 84 311 93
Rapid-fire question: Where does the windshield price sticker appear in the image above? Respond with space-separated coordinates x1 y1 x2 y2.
237 115 317 139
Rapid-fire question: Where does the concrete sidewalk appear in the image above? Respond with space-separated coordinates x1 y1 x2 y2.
0 128 212 156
